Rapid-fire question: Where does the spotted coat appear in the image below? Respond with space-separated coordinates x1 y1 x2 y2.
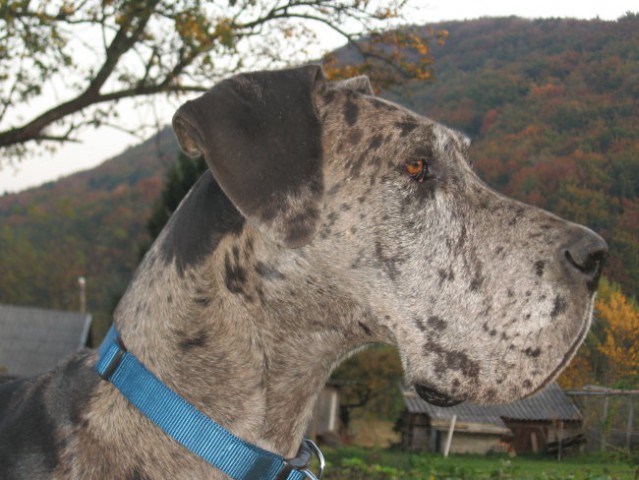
0 65 607 479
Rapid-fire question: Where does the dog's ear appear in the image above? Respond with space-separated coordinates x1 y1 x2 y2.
334 75 374 95
173 65 326 248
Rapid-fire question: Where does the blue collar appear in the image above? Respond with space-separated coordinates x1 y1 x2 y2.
96 325 324 480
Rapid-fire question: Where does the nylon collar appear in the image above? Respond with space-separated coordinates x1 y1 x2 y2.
96 325 324 480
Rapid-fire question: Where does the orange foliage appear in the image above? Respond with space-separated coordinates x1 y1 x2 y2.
530 83 565 98
322 28 447 90
596 290 639 384
557 352 594 389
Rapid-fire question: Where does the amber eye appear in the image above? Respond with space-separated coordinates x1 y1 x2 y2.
405 159 429 182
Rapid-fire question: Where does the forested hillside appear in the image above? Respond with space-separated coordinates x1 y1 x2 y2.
0 128 177 330
0 15 637 334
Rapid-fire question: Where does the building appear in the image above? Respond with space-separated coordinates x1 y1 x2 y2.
0 304 92 383
401 382 583 455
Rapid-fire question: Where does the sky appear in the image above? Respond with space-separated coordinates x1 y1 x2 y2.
0 0 637 195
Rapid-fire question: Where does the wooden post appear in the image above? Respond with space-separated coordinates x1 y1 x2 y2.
627 400 634 450
78 276 86 314
558 421 564 461
443 415 457 458
601 395 609 452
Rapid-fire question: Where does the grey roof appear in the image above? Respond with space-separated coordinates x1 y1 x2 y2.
0 304 92 378
403 382 581 430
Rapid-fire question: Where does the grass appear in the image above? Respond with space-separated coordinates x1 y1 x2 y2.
322 446 639 480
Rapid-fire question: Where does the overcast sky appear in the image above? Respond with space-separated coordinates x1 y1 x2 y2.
1 0 636 195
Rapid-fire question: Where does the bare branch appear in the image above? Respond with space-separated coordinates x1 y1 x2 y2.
0 0 434 161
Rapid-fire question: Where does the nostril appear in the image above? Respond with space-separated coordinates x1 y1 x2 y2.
564 249 606 276
564 232 608 291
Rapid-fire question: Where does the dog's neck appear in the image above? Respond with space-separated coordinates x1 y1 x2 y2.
110 175 375 464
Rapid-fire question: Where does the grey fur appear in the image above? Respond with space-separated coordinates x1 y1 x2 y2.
0 65 606 479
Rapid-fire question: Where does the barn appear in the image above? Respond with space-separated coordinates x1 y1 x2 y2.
400 382 583 456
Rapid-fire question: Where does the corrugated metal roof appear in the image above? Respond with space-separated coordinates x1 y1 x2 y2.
497 382 582 421
404 390 506 427
0 304 92 378
403 382 581 425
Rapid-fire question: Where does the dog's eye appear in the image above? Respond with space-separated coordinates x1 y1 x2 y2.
405 159 430 182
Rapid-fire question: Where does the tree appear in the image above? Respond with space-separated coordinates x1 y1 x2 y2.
330 345 403 431
558 278 639 389
0 0 441 163
596 286 639 387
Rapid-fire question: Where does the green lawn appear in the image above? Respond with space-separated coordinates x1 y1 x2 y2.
322 447 638 480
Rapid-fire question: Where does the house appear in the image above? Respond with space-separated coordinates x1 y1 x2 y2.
0 304 92 383
308 384 341 445
401 382 583 455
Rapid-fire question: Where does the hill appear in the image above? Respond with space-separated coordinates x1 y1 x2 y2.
0 15 637 331
0 128 178 332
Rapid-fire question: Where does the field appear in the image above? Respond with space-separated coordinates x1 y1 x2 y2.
322 447 639 480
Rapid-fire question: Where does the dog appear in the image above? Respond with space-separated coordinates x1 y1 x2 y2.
0 65 607 479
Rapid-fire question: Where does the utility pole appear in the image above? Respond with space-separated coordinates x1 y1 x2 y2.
78 276 86 314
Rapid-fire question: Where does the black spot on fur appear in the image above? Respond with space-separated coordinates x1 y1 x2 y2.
414 317 427 331
424 341 480 379
224 252 247 294
327 183 342 196
284 206 320 246
551 295 567 318
427 316 447 331
347 128 363 146
484 389 497 402
523 347 541 358
469 273 484 291
374 240 401 280
344 100 359 126
349 153 367 176
437 268 454 285
534 260 545 277
323 90 336 105
396 120 418 137
194 294 212 307
178 329 208 351
327 211 339 226
368 134 383 151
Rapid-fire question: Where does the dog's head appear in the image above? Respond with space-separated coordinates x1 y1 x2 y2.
173 65 607 406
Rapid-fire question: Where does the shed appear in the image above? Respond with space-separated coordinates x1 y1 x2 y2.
0 304 92 382
401 382 583 455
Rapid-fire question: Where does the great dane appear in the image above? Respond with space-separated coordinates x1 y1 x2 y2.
0 65 607 479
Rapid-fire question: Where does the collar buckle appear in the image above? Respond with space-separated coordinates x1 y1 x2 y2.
278 438 325 480
97 334 127 381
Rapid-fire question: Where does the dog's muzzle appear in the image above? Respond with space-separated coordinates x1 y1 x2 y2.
415 383 464 407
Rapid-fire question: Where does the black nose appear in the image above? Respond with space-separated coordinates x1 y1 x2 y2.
564 231 608 292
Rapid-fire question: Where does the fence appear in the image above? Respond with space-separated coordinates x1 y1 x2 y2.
566 387 639 453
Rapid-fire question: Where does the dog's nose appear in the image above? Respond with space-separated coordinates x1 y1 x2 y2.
564 231 608 292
